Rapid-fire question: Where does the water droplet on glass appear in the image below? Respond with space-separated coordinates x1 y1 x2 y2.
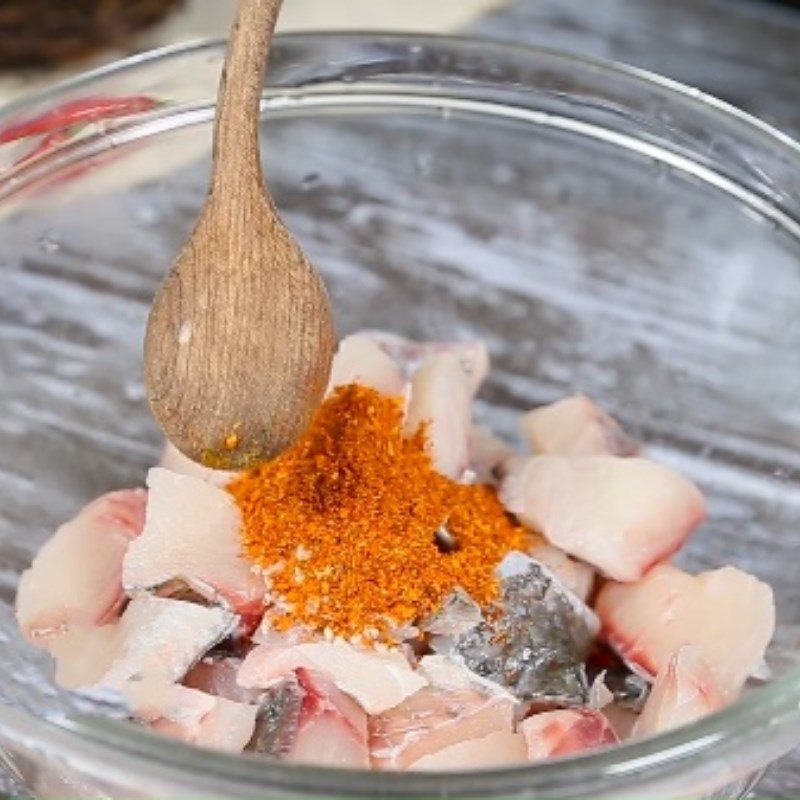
123 381 145 403
136 205 160 227
38 232 61 254
492 163 516 186
301 172 321 191
415 153 434 177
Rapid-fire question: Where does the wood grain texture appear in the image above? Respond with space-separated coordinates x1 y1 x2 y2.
144 0 335 468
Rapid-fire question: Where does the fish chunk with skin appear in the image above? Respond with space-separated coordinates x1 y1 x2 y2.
451 555 595 706
370 685 516 770
248 674 305 757
365 332 489 395
327 334 407 397
633 647 726 738
404 352 474 479
16 489 146 643
522 395 639 457
596 563 774 696
501 455 706 582
408 730 528 771
288 668 369 768
238 640 426 714
520 709 619 761
123 468 265 615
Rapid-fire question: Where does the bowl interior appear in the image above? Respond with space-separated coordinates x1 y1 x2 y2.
0 35 799 798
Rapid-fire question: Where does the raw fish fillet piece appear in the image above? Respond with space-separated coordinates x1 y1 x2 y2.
123 468 265 615
160 442 237 487
327 334 407 396
450 555 595 706
527 543 595 603
633 647 725 738
370 685 515 770
404 352 474 479
522 395 638 457
365 332 489 395
596 563 774 696
520 708 619 760
288 668 369 768
139 681 257 753
408 729 527 771
501 455 706 582
248 674 305 757
468 426 514 484
184 656 262 704
238 640 426 714
17 489 146 642
48 623 124 688
99 595 236 690
52 593 235 691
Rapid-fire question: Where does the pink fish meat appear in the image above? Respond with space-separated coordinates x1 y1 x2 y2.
501 455 706 582
327 334 407 396
521 395 638 457
596 563 774 696
370 686 515 770
633 647 726 738
123 468 265 616
16 489 146 642
520 708 619 760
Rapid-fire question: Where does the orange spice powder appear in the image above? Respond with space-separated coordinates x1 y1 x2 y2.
228 384 530 641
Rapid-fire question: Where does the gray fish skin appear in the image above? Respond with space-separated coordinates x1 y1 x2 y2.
452 561 595 706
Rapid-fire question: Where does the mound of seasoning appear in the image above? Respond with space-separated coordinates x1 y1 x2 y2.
228 385 529 642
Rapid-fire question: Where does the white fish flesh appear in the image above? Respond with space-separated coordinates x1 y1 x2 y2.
596 563 774 696
521 395 638 457
364 332 489 395
501 455 706 582
520 708 619 760
136 680 257 753
370 685 516 770
16 489 146 642
404 353 473 479
407 730 527 771
123 468 265 617
632 647 725 738
327 334 407 396
238 640 426 714
467 426 515 484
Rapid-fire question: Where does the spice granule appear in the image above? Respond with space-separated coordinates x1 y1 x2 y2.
228 384 529 640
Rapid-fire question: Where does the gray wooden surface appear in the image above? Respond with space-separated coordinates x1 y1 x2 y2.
468 2 800 796
0 1 798 797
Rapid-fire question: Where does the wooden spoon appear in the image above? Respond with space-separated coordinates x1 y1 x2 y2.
144 0 335 470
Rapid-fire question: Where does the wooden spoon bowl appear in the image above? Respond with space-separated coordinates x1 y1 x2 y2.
144 0 335 469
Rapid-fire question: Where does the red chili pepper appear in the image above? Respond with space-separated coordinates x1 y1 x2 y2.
0 95 158 145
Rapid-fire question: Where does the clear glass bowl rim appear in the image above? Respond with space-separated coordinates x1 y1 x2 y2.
0 32 799 797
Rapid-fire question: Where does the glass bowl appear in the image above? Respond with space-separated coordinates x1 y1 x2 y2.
1 34 799 800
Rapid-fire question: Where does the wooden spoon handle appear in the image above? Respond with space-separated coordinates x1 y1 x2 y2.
211 0 283 198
